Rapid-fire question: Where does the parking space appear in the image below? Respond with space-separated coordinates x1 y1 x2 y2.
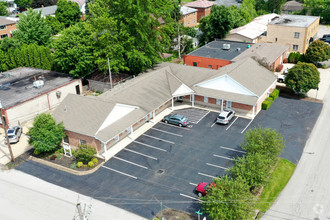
16 97 323 219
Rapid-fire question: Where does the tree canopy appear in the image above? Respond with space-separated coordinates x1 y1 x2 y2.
305 40 330 63
54 23 96 77
28 113 65 153
13 9 52 46
0 2 9 16
45 15 65 35
14 0 33 9
303 0 329 24
30 0 58 8
55 0 82 27
285 62 320 93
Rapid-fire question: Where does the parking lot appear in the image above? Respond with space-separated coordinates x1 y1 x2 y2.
16 96 322 219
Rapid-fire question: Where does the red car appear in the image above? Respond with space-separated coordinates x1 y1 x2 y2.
195 182 215 197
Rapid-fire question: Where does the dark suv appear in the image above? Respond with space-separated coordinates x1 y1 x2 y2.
162 114 189 127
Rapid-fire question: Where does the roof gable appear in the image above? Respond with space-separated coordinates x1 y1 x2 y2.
172 84 195 96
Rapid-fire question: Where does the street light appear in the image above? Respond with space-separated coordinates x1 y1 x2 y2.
0 101 15 162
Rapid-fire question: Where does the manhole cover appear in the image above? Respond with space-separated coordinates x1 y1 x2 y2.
157 169 165 174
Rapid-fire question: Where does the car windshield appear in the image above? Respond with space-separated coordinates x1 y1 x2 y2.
7 130 15 134
218 116 225 119
8 135 15 139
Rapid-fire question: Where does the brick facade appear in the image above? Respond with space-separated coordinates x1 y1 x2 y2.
65 130 102 152
184 54 232 69
195 7 212 22
180 12 198 27
0 23 16 40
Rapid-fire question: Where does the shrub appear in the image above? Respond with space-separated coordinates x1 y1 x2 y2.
77 162 83 168
283 58 288 63
34 149 40 155
275 64 283 72
262 100 272 110
50 154 57 160
298 93 306 98
91 158 99 164
266 97 273 102
269 89 280 100
88 161 95 168
288 52 302 63
74 144 96 164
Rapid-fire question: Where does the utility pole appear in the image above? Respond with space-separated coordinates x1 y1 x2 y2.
107 57 113 90
0 101 14 162
178 23 181 59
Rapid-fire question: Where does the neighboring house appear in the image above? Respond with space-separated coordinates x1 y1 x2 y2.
225 13 279 43
282 1 303 14
260 15 319 53
31 5 57 18
184 40 251 69
0 16 17 40
184 0 215 23
180 6 198 27
53 58 276 154
0 68 82 128
233 43 289 71
69 0 86 14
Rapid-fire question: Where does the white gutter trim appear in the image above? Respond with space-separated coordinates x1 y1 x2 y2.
257 79 277 102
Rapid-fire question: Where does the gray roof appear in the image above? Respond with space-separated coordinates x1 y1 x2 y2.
187 40 252 61
180 6 198 16
269 15 319 28
0 67 78 109
232 43 289 65
33 5 57 16
282 1 303 11
0 17 16 25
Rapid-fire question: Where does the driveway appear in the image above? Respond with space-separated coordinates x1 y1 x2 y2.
15 96 322 219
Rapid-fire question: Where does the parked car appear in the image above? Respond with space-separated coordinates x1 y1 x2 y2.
162 114 189 127
4 126 22 144
320 34 330 44
195 182 215 197
277 73 287 83
216 109 235 125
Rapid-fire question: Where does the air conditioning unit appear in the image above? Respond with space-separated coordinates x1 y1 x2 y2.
223 44 230 50
33 80 44 88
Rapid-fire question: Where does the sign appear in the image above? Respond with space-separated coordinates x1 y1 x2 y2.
63 143 72 158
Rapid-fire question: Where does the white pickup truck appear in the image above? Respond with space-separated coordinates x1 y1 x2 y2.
277 68 289 83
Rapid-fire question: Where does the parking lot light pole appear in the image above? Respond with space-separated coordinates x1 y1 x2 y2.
0 101 14 162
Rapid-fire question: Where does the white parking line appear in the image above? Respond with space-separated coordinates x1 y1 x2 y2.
226 116 238 131
124 148 158 160
241 119 254 134
189 182 197 186
134 141 167 152
101 166 137 179
113 156 148 169
211 121 216 127
142 134 175 144
159 122 190 130
196 111 210 124
220 146 246 154
198 172 217 179
151 128 183 137
180 193 203 202
206 163 229 170
213 154 234 161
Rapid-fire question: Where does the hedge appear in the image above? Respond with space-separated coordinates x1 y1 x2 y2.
269 89 280 100
262 100 272 110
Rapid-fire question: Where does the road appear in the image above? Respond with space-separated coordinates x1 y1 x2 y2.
263 88 330 219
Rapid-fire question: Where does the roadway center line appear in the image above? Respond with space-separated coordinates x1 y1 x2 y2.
198 172 217 179
241 119 254 134
226 116 238 131
101 166 137 179
134 141 167 152
180 193 203 202
189 182 197 186
206 163 229 170
142 134 175 144
124 148 158 160
151 128 183 137
213 154 234 161
196 111 210 124
220 146 246 154
113 156 148 169
159 122 190 130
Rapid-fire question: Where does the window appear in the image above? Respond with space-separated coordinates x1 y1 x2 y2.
63 136 69 144
0 34 8 39
293 45 298 51
294 32 300 38
204 96 208 103
275 37 277 42
208 65 212 68
79 139 86 145
227 101 232 109
193 62 197 66
216 99 221 105
0 25 6 30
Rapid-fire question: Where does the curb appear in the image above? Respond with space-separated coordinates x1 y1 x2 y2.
30 156 105 176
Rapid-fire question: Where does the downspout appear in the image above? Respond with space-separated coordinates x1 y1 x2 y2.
47 93 51 110
94 135 107 153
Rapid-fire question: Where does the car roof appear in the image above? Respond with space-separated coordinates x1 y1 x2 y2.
171 114 184 118
219 110 231 117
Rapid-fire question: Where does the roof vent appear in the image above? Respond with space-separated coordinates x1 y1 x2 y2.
33 80 44 88
247 44 251 48
237 48 241 52
223 44 230 50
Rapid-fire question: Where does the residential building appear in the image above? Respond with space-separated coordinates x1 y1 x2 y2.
261 15 319 53
0 16 17 40
180 6 198 27
184 40 251 69
184 0 215 23
31 5 57 18
0 68 82 128
53 59 276 154
225 13 279 43
282 1 303 14
232 43 289 71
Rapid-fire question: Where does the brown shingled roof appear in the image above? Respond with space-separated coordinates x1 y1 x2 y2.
184 0 216 8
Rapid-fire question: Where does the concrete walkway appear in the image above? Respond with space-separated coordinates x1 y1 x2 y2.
0 169 147 220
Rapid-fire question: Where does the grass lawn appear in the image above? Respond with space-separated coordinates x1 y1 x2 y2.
256 158 296 215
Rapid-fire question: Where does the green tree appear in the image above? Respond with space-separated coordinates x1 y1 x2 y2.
305 40 330 63
285 62 320 93
266 0 286 13
0 2 9 16
45 15 65 35
14 0 33 9
28 113 65 153
13 9 52 46
54 23 96 76
228 153 272 189
86 0 175 75
30 0 57 8
303 0 329 24
242 126 285 161
240 0 257 22
55 0 82 27
201 176 254 219
84 0 93 17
